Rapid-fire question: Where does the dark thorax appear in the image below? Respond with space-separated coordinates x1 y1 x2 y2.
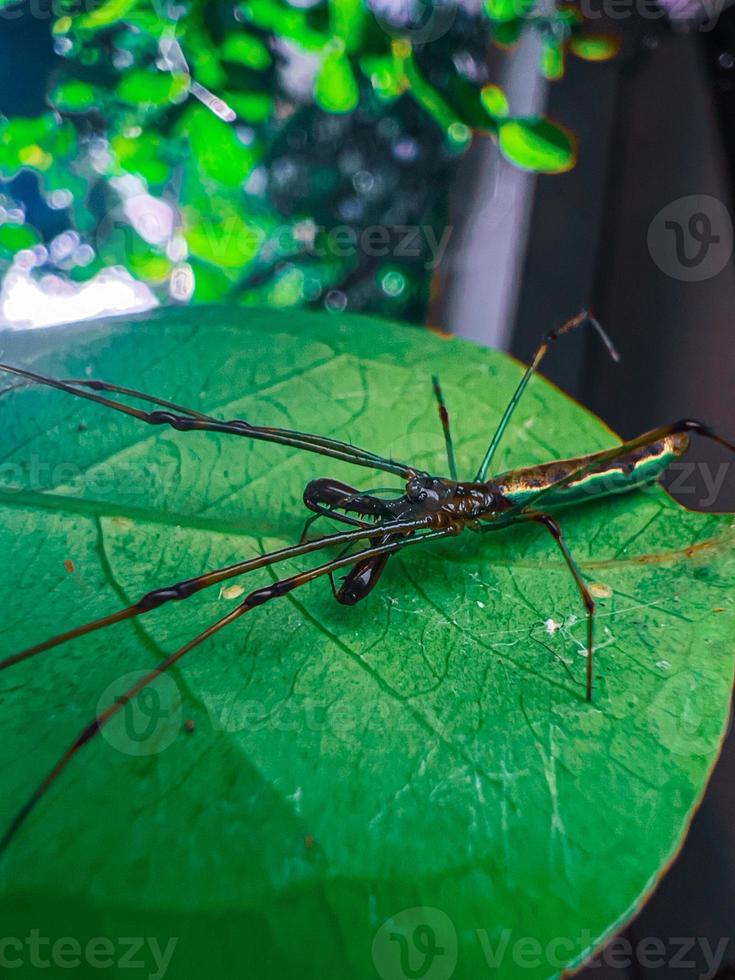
386 476 514 528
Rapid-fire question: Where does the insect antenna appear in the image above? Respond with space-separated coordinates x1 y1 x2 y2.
432 375 458 480
474 310 620 482
0 363 419 479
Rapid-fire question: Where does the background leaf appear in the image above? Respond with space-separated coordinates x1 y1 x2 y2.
0 306 733 980
0 221 41 260
569 34 622 62
540 40 565 81
314 46 360 114
499 117 577 174
480 83 510 119
50 79 98 112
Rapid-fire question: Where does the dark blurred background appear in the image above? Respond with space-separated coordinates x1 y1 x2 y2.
1 2 734 976
507 14 735 978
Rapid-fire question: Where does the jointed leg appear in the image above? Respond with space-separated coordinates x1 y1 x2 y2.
0 525 452 855
299 514 323 544
517 512 596 701
0 517 430 674
0 375 211 421
0 363 418 479
432 376 458 480
299 502 371 536
474 310 620 481
50 378 213 420
489 420 735 697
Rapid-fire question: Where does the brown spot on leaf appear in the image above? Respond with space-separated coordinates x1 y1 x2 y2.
221 584 245 600
590 582 613 599
111 516 133 530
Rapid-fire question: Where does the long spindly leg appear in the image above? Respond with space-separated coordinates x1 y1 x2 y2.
432 376 458 480
0 525 453 855
0 363 419 479
474 310 620 482
518 512 596 701
300 501 371 535
511 419 735 518
299 513 324 544
0 517 431 674
1 376 211 421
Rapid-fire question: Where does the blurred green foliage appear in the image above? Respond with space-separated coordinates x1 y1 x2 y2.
0 0 618 319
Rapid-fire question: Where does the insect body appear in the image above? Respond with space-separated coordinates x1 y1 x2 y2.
302 433 691 604
0 310 733 854
493 433 691 510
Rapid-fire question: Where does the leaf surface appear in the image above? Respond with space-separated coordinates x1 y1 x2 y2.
0 307 733 980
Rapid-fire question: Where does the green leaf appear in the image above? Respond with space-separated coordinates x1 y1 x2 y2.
184 206 263 268
445 74 492 130
569 34 622 61
187 28 228 89
77 0 138 29
0 114 57 177
484 0 535 23
541 39 565 80
112 132 170 185
220 32 273 70
499 116 576 173
50 80 97 112
126 244 173 282
48 120 77 159
240 0 328 52
117 69 189 107
224 91 273 124
0 221 40 258
329 0 367 52
189 258 237 300
359 54 406 101
480 83 509 118
492 17 524 45
181 105 261 187
314 46 360 114
0 306 734 979
397 44 471 151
